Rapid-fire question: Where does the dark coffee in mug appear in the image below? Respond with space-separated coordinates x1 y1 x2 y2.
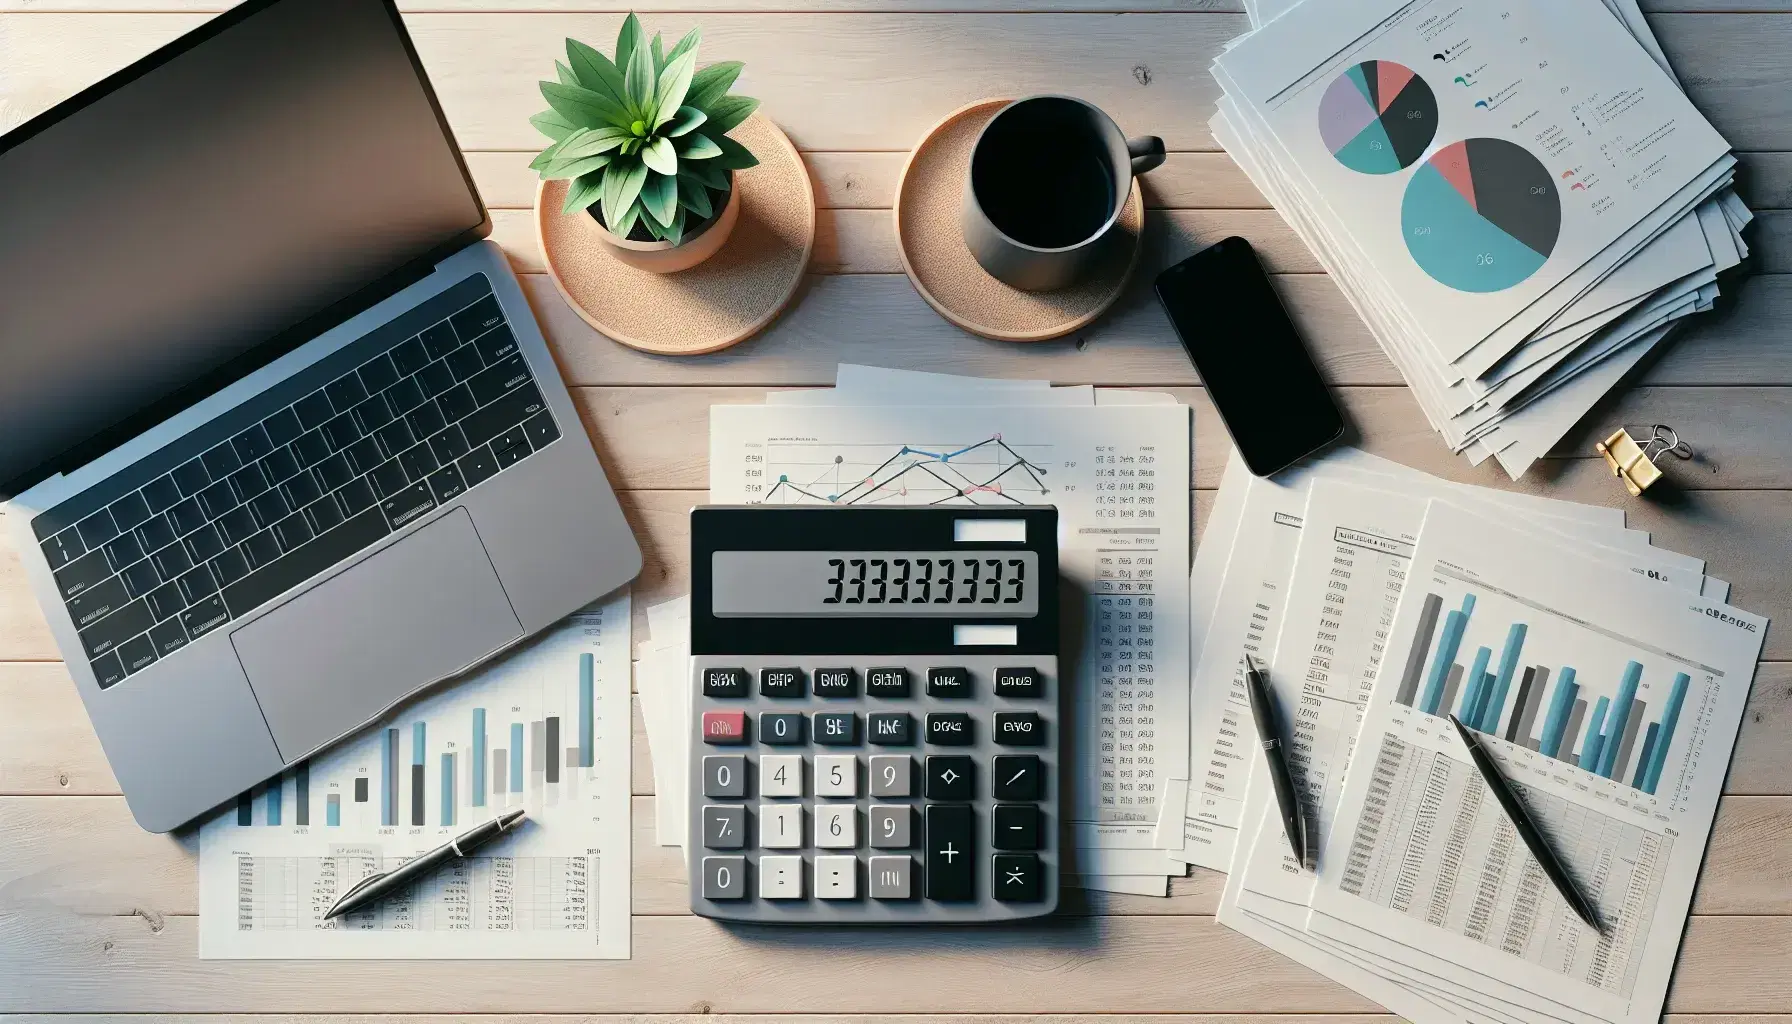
971 113 1116 249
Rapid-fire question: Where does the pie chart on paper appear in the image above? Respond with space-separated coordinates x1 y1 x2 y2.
1319 60 1437 173
1402 138 1561 293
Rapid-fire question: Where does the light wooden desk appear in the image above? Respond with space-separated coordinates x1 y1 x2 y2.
4 1 1791 1018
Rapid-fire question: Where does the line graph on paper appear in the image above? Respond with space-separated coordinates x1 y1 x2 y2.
754 436 1054 505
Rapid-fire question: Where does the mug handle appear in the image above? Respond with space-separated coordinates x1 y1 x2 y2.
1127 136 1166 176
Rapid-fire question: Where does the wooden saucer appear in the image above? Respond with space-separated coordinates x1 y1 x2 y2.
535 113 816 356
893 98 1144 342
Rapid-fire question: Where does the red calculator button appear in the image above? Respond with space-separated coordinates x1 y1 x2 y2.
702 710 748 744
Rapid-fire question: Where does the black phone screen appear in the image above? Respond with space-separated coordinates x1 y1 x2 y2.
1154 236 1344 476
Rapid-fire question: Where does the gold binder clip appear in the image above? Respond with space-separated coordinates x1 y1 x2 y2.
1595 424 1693 496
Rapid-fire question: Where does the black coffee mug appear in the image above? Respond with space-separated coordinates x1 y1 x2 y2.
961 96 1165 292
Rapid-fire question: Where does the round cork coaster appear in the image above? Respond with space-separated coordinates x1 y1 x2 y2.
535 113 815 356
894 98 1143 343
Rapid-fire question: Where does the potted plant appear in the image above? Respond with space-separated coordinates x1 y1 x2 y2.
530 14 760 273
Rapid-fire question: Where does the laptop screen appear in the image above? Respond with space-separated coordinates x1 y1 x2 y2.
0 0 485 496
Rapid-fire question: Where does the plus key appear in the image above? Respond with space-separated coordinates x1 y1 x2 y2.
925 803 975 901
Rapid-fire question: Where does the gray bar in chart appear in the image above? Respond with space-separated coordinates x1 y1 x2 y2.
494 749 507 794
531 720 546 779
354 776 368 803
1438 663 1464 720
545 716 560 784
1561 699 1589 763
1514 666 1550 747
1397 593 1444 707
1613 699 1648 784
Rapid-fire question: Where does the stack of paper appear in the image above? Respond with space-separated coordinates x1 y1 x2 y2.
1180 448 1767 1024
1212 0 1752 478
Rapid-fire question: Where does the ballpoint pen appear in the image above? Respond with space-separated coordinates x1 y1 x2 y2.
1448 715 1605 934
1244 653 1310 870
324 808 528 921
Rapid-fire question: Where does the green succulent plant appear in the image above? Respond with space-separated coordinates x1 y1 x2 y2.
530 14 759 245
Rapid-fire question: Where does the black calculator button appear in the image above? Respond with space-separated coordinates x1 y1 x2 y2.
759 667 805 697
993 853 1043 902
868 712 913 745
992 804 1041 850
702 805 748 849
927 666 973 698
703 667 749 697
925 803 975 901
867 667 911 697
926 713 974 746
994 711 1045 745
925 755 974 800
759 712 805 746
994 667 1044 698
813 712 858 746
814 668 857 697
993 755 1043 800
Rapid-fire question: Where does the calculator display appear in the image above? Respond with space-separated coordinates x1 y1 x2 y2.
711 550 1039 617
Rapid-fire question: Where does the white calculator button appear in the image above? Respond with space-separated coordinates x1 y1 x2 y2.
815 855 858 899
816 804 857 849
760 754 804 797
759 855 804 899
759 803 805 849
815 754 857 797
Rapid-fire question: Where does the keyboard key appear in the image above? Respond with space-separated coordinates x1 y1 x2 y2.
248 490 290 530
420 322 458 360
102 532 144 573
928 666 973 698
815 807 856 850
383 376 425 416
469 354 532 407
993 755 1043 800
293 391 335 431
450 294 505 341
815 712 859 746
438 382 478 422
171 458 211 498
701 710 748 745
760 754 803 796
458 446 499 489
349 392 393 436
197 480 238 520
406 400 447 443
390 338 429 377
994 711 1045 746
427 425 471 465
150 541 193 580
176 564 218 605
473 323 518 364
134 514 176 555
202 442 242 480
374 420 414 460
322 412 361 452
117 633 159 677
869 712 913 746
702 805 748 850
868 667 911 697
325 371 369 412
357 353 399 395
68 576 129 629
703 667 749 697
398 444 439 483
148 617 190 659
870 806 913 849
335 477 377 516
925 804 975 901
523 411 561 450
426 464 466 505
231 423 273 464
869 854 914 898
759 854 804 899
260 445 301 484
759 712 805 746
927 713 974 746
417 360 456 398
292 429 331 468
870 755 913 797
54 550 111 600
994 667 1043 698
445 345 484 382
815 668 857 697
702 755 747 798
369 460 410 499
261 408 303 448
181 594 230 639
77 597 153 659
40 530 84 571
90 651 126 689
760 667 805 698
167 497 208 536
993 804 1041 850
145 582 187 622
220 508 390 619
815 754 857 798
344 437 384 476
304 494 345 535
216 507 258 547
926 755 974 800
281 471 322 511
492 427 532 469
313 452 354 493
272 513 314 553
76 508 120 549
228 462 269 503
241 530 283 570
209 547 251 587
107 491 151 532
758 805 803 850
141 476 181 514
379 480 436 530
993 853 1043 902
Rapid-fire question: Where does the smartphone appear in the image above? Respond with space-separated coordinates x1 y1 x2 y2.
1154 236 1345 476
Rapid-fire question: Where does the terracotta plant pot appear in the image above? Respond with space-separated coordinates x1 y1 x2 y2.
589 171 741 274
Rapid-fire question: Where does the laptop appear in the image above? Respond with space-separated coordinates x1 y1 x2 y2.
0 0 642 833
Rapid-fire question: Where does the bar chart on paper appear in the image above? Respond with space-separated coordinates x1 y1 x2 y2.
197 595 632 959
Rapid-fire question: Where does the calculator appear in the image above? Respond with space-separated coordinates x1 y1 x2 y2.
688 505 1060 923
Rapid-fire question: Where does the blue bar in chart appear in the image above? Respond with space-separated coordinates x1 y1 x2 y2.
1539 668 1579 758
326 793 341 827
1632 722 1661 789
1596 662 1643 778
441 752 456 827
1418 593 1476 714
472 708 487 808
1641 672 1691 794
265 776 282 826
382 727 399 826
579 652 596 769
237 790 252 826
1479 623 1528 733
1458 645 1493 721
510 723 525 793
1580 696 1611 771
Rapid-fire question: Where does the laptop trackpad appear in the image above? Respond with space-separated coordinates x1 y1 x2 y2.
232 508 524 761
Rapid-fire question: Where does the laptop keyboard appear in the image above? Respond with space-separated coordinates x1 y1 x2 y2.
29 275 561 690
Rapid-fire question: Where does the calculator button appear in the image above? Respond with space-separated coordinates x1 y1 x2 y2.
994 711 1045 745
702 805 748 849
759 712 805 745
925 804 975 901
760 754 804 797
759 804 804 849
870 805 913 848
993 804 1041 850
703 667 749 697
993 853 1043 902
867 667 911 697
814 711 859 746
994 667 1043 698
701 856 747 899
758 855 804 899
869 712 913 745
869 855 914 899
815 754 857 797
927 666 973 698
816 805 857 848
869 754 913 797
926 755 975 800
926 712 974 745
815 855 858 899
760 667 805 697
993 755 1043 800
701 710 748 744
814 667 857 697
703 755 747 797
